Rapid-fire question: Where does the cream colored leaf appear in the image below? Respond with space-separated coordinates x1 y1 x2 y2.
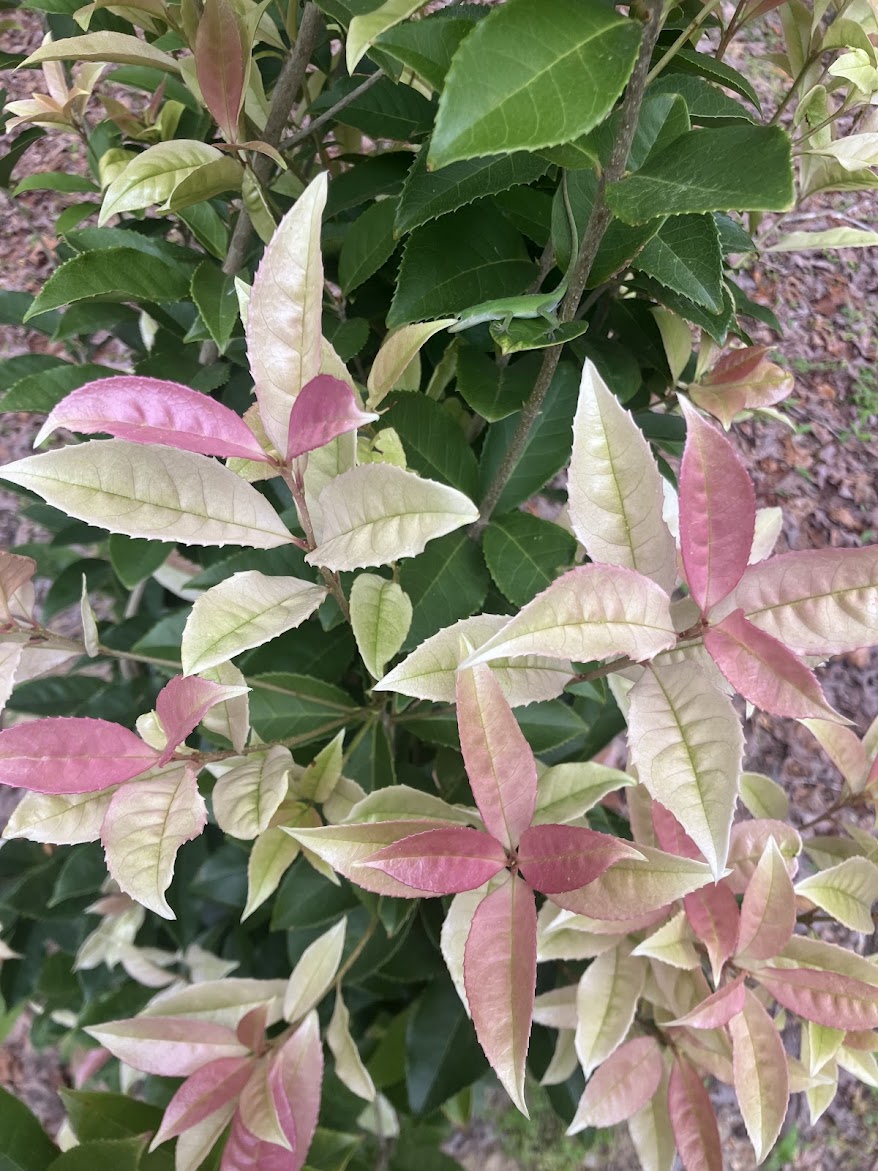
212 747 292 839
0 441 294 548
729 990 789 1165
4 788 115 844
200 661 250 753
739 771 789 821
366 319 456 409
0 641 23 718
806 1021 844 1076
23 31 179 72
350 573 412 679
306 463 478 571
628 660 743 879
795 856 878 932
283 918 346 1024
749 507 784 564
800 718 868 791
575 946 646 1076
327 989 376 1101
182 571 326 674
533 762 634 825
142 977 286 1028
297 731 345 803
568 360 676 591
343 785 477 827
632 910 701 970
346 0 425 71
81 576 99 656
628 1062 676 1171
243 808 316 921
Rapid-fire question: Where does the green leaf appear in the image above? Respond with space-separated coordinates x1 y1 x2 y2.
47 1138 145 1171
0 355 65 392
517 699 589 753
191 261 239 353
326 152 412 217
388 204 534 327
428 0 641 168
0 1085 58 1171
478 360 579 513
405 974 487 1114
345 718 395 792
395 149 547 236
647 74 756 125
22 32 180 72
666 48 761 110
489 318 589 355
248 672 361 743
380 392 478 496
59 1091 172 1171
455 348 537 422
483 511 577 607
271 860 360 931
14 172 98 195
316 77 435 141
633 276 734 344
0 130 44 190
398 529 489 650
62 228 201 267
376 12 477 90
100 141 242 222
0 364 119 414
339 197 399 295
109 534 174 588
24 249 191 319
350 574 412 679
346 0 426 70
634 213 723 313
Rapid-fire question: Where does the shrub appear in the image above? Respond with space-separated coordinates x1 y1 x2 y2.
1 1 878 1168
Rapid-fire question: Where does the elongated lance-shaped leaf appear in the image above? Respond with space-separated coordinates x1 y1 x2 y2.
668 1056 722 1171
182 571 326 675
568 360 676 592
22 31 180 71
326 988 375 1101
99 142 243 223
349 573 412 680
575 945 646 1077
736 837 797 961
631 910 701 971
0 717 157 793
713 546 878 655
628 1062 676 1171
155 675 249 767
462 565 676 668
705 608 846 722
550 843 714 920
628 660 743 879
796 857 878 934
283 919 346 1025
33 376 269 462
752 966 878 1030
456 663 537 850
800 719 868 792
739 771 789 821
678 398 755 615
141 977 286 1029
463 873 536 1115
3 788 116 844
248 173 327 454
0 440 294 548
517 824 642 893
212 747 292 840
568 1036 663 1133
730 989 789 1164
362 827 507 893
683 881 739 985
195 0 247 142
286 375 377 462
151 1056 255 1146
366 319 457 409
667 974 747 1029
101 764 207 919
346 0 425 71
306 463 478 571
532 762 634 825
85 1017 248 1076
269 1012 322 1169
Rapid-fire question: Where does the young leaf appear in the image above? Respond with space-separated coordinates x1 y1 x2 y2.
517 824 642 893
350 573 412 680
100 142 242 222
668 1056 722 1171
34 376 268 462
628 1063 676 1171
532 762 634 825
462 565 675 668
283 920 346 1025
85 1017 248 1076
667 974 746 1029
575 946 646 1076
704 609 845 722
181 571 326 675
287 375 377 462
22 31 180 72
151 1056 255 1146
753 967 878 1031
679 398 755 614
800 719 868 792
346 0 425 70
306 463 478 571
3 788 116 844
243 821 306 920
327 989 376 1101
739 771 789 821
155 675 249 766
200 660 250 754
0 441 294 548
729 990 789 1164
270 1011 322 1168
683 881 739 985
713 546 878 655
428 0 641 168
463 873 536 1115
195 0 247 142
796 857 878 934
456 663 537 850
631 910 701 971
101 764 207 918
568 360 676 592
628 660 743 879
0 717 157 793
366 319 457 409
363 826 507 893
690 347 794 429
736 838 797 961
212 747 292 839
248 173 327 454
551 844 714 921
568 1036 663 1133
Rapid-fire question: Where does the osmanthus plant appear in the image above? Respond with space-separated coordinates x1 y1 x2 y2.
3 0 878 1169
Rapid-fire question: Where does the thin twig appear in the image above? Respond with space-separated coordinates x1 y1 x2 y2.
279 70 383 152
474 0 665 533
282 466 351 621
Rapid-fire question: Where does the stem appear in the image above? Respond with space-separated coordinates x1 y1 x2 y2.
335 915 380 985
798 798 850 832
769 56 824 126
645 0 722 85
715 0 748 61
475 0 665 533
279 70 383 153
282 467 351 621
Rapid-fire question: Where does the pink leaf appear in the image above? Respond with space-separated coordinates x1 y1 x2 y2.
726 819 800 894
683 881 740 985
736 838 796 961
236 1005 269 1054
361 827 507 894
652 802 702 860
85 1016 248 1076
517 824 642 894
34 376 269 462
704 609 846 722
456 664 537 850
679 398 755 614
667 974 746 1029
0 550 36 621
0 717 158 793
286 375 378 461
153 1056 256 1145
463 874 536 1115
754 967 878 1031
155 675 250 766
668 1056 723 1171
72 1046 111 1089
570 1036 663 1131
221 1114 298 1171
195 0 247 142
270 1011 322 1170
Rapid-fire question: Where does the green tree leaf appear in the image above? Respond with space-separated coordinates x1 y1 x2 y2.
100 142 242 223
666 48 761 110
376 12 478 90
405 975 487 1114
22 32 179 73
483 511 577 607
648 74 756 124
346 0 427 70
47 1138 146 1171
380 391 478 495
59 1091 171 1171
399 529 490 650
316 76 435 142
339 197 399 295
428 0 641 168
0 1085 58 1171
248 672 361 743
634 213 723 312
0 364 119 414
24 249 191 319
191 262 239 353
455 347 538 422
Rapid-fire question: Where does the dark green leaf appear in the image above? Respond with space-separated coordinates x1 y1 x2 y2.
47 1138 146 1171
579 339 642 403
455 347 538 421
666 47 761 110
581 91 691 173
324 317 369 362
0 291 59 334
0 129 44 189
0 364 120 414
339 197 398 295
271 860 360 931
405 974 487 1114
517 699 588 753
238 620 354 683
62 228 200 267
388 204 534 327
52 303 140 343
714 213 755 255
191 262 239 352
376 12 478 90
395 149 547 236
187 546 312 590
489 318 589 354
381 391 478 495
317 77 435 141
727 277 781 333
428 0 641 168
647 74 756 125
50 844 107 906
345 718 395 792
179 202 229 259
0 355 65 392
248 673 360 743
44 559 113 621
483 511 576 607
633 276 735 344
25 249 192 319
399 530 489 650
0 1085 58 1171
634 213 723 312
109 535 174 589
59 1091 172 1171
326 152 412 217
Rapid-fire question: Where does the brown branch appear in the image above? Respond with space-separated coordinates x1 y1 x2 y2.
473 0 665 533
279 70 383 152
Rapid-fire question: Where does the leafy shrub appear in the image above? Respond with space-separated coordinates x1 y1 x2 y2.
1 1 878 1169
